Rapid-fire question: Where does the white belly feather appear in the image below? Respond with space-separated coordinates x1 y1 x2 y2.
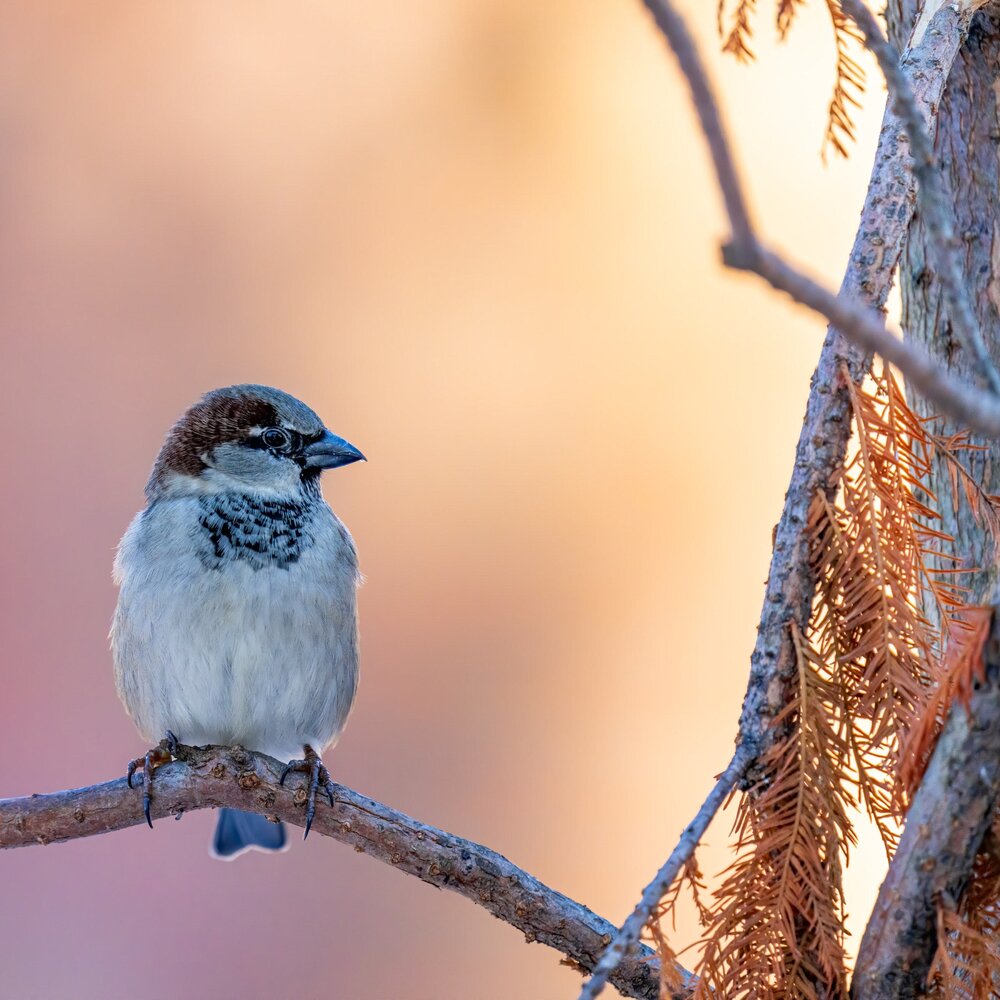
111 493 360 762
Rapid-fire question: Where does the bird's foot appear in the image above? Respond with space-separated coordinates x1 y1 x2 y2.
126 730 181 828
279 745 336 839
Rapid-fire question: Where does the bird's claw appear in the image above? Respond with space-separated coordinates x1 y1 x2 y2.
125 731 181 828
280 745 336 839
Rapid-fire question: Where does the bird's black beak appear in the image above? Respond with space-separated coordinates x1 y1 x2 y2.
303 430 366 470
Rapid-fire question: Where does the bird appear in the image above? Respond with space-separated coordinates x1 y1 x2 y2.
111 384 364 859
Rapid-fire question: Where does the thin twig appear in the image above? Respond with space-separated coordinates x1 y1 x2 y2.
642 0 1000 439
728 243 1000 437
840 0 1000 395
652 0 754 248
0 745 692 1000
576 749 749 1000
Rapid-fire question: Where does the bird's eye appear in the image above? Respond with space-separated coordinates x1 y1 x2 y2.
261 427 291 451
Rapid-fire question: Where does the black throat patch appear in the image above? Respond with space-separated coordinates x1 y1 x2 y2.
197 492 317 571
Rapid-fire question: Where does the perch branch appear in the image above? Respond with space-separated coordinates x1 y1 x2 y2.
576 748 749 1000
0 745 691 1000
852 608 1000 998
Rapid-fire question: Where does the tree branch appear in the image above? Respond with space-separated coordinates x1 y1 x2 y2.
840 0 1000 396
713 0 1000 439
577 0 992 993
625 0 994 814
852 608 1000 998
576 748 749 1000
0 745 690 1000
725 243 1000 438
713 1 1000 445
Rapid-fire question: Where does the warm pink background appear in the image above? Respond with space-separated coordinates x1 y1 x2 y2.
0 3 887 997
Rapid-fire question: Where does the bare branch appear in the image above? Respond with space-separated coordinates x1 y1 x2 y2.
726 243 1000 437
651 0 753 248
840 0 1000 395
852 608 1000 998
0 745 692 1000
576 748 750 1000
645 0 1000 440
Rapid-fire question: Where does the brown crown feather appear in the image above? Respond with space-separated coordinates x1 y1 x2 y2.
146 392 279 499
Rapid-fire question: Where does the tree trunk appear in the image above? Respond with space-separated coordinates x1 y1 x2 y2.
892 4 1000 611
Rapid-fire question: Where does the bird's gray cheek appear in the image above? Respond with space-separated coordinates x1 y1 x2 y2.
205 442 296 489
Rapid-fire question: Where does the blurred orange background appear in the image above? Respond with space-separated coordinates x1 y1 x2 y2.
0 2 888 997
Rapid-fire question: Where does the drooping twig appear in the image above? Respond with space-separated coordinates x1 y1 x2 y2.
576 749 749 1000
0 745 691 1000
839 0 1000 396
852 607 1000 998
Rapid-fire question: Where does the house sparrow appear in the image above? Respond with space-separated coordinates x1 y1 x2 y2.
111 384 364 858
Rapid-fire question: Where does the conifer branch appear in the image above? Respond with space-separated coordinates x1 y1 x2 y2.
853 607 1000 999
579 0 994 992
822 0 866 158
0 745 689 1000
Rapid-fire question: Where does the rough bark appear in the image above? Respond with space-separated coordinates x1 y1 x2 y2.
852 611 1000 998
0 745 687 1000
736 1 975 787
898 6 1000 614
862 5 1000 993
887 0 921 50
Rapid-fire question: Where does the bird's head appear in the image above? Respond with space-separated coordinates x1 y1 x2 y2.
146 384 365 500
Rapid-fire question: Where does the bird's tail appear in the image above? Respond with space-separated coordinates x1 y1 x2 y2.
211 808 287 860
